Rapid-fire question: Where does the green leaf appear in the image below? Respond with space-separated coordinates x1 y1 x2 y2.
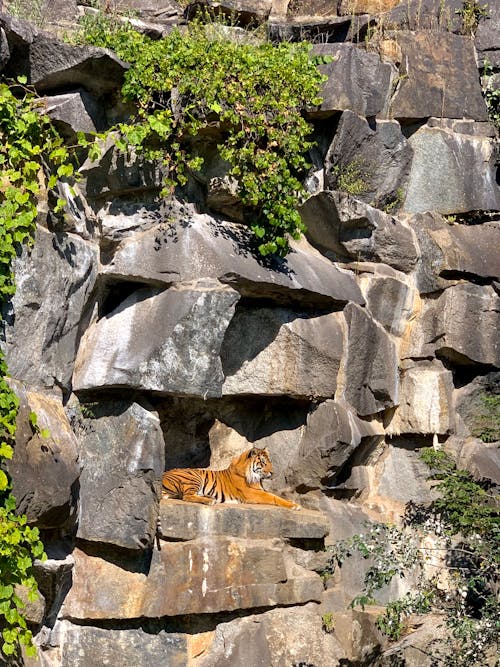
0 470 9 491
16 75 27 85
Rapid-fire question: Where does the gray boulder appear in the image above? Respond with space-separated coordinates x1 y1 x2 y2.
102 211 365 307
3 31 128 97
300 191 419 273
344 303 399 416
445 436 500 484
1 226 98 392
359 269 416 337
286 399 381 490
41 90 106 141
73 280 240 397
403 124 500 214
404 212 500 293
387 361 455 436
43 621 187 667
311 43 393 118
324 111 413 211
221 306 344 399
390 31 489 121
454 371 500 442
74 400 165 550
405 284 500 367
8 381 80 529
475 0 500 67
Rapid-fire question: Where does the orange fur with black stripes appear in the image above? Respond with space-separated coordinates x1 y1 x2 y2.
162 447 300 509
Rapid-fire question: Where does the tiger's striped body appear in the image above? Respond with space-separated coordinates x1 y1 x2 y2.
162 447 300 510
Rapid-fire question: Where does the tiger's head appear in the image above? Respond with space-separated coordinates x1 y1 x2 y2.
244 447 273 485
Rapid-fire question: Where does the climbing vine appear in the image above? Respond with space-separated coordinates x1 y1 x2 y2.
0 79 73 657
73 13 327 256
326 448 499 666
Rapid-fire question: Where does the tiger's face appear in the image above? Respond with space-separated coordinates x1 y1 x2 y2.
246 448 273 484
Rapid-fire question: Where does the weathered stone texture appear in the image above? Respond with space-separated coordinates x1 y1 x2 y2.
103 211 365 307
197 603 344 667
301 191 418 272
41 90 106 140
75 400 165 550
344 303 399 415
311 44 393 118
286 400 382 489
404 213 500 289
403 125 500 214
221 306 344 399
159 500 329 541
387 362 455 435
45 621 187 667
359 269 416 337
63 540 323 619
2 227 98 391
73 281 239 397
390 31 489 121
8 381 80 529
324 111 413 210
405 284 500 367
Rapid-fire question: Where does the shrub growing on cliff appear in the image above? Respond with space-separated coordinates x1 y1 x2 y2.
0 80 71 657
73 14 327 256
326 448 499 666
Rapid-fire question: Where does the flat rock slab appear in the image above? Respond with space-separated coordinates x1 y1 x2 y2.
311 43 393 118
158 500 329 541
390 31 488 121
73 280 239 397
62 540 323 619
103 212 364 307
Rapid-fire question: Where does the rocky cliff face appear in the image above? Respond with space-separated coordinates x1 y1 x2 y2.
0 1 499 666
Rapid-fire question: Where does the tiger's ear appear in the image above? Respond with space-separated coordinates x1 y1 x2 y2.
247 447 259 459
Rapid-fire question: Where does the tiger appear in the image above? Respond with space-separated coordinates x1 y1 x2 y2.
162 447 300 510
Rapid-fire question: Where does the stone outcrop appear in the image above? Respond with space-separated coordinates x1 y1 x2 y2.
0 5 499 667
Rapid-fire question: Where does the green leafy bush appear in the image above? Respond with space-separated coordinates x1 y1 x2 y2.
73 14 327 256
0 79 73 657
326 448 499 665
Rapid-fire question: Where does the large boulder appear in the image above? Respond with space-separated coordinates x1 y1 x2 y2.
41 90 106 141
387 362 455 436
311 44 393 118
344 303 399 416
324 111 413 210
73 280 240 397
74 400 165 550
196 603 345 667
102 211 365 307
40 620 187 667
7 381 80 529
358 267 416 337
389 31 489 121
454 371 500 442
475 0 500 67
286 400 382 490
404 283 500 367
300 191 419 273
1 227 98 392
221 306 344 399
62 539 324 619
403 124 500 214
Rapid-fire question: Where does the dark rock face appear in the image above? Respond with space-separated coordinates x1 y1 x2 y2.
311 43 393 118
75 400 165 550
2 227 98 392
7 381 80 529
324 111 413 210
390 31 489 121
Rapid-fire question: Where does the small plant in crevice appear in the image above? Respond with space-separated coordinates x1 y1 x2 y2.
326 448 499 666
70 12 329 257
321 611 335 633
470 393 500 443
455 0 489 34
330 160 369 197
